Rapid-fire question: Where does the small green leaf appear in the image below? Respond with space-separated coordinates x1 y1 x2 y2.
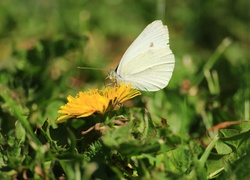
215 139 232 154
15 121 26 144
140 109 157 144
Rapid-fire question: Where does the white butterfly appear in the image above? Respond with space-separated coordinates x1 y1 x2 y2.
109 20 175 91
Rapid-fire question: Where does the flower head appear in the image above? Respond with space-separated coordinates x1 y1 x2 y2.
56 83 141 123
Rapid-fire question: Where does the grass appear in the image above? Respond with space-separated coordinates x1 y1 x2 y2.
0 0 250 179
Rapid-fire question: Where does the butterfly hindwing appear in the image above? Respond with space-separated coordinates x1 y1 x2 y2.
116 47 174 91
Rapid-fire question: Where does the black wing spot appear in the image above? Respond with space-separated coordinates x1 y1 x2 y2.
150 42 154 47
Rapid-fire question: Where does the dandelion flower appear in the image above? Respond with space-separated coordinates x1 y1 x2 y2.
56 83 141 123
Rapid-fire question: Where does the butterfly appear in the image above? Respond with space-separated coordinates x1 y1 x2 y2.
108 20 175 92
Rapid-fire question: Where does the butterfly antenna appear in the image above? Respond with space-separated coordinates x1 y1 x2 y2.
78 67 106 71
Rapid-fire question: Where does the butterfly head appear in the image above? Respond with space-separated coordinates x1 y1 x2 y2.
106 71 120 86
107 71 116 80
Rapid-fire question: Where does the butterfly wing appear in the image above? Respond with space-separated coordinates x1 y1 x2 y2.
116 47 174 91
115 20 175 91
116 20 171 73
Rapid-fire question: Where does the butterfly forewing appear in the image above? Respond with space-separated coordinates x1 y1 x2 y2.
116 21 170 72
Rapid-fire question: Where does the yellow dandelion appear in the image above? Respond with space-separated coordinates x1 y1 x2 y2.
56 83 141 123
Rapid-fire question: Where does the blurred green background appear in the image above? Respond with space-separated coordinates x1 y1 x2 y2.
0 0 250 178
0 0 249 135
